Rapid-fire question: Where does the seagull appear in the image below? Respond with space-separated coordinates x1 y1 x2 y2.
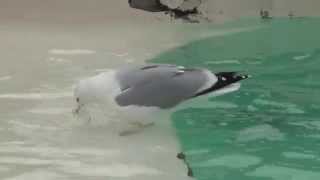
74 64 250 135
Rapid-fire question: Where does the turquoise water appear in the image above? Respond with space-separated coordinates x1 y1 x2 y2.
151 18 320 180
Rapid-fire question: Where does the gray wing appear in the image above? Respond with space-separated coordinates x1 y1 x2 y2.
115 64 177 91
129 0 169 12
114 64 213 109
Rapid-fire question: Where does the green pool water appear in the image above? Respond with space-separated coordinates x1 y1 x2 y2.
151 18 320 180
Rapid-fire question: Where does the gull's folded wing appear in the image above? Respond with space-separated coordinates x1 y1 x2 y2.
115 64 215 109
128 0 169 12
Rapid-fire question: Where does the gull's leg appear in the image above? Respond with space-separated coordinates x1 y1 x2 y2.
119 121 155 136
73 103 93 124
130 121 155 128
119 126 141 136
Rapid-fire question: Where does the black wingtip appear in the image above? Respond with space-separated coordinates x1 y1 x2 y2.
193 72 250 98
223 71 251 78
215 72 251 82
237 74 252 80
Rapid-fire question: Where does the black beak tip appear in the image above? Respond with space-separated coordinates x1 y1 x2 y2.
241 74 252 79
234 72 251 80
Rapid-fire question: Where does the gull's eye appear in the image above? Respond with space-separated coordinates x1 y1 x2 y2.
222 77 227 81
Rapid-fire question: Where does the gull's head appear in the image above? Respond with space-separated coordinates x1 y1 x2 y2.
74 71 119 106
73 78 100 107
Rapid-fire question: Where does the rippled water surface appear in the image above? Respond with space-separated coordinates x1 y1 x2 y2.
151 18 320 180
